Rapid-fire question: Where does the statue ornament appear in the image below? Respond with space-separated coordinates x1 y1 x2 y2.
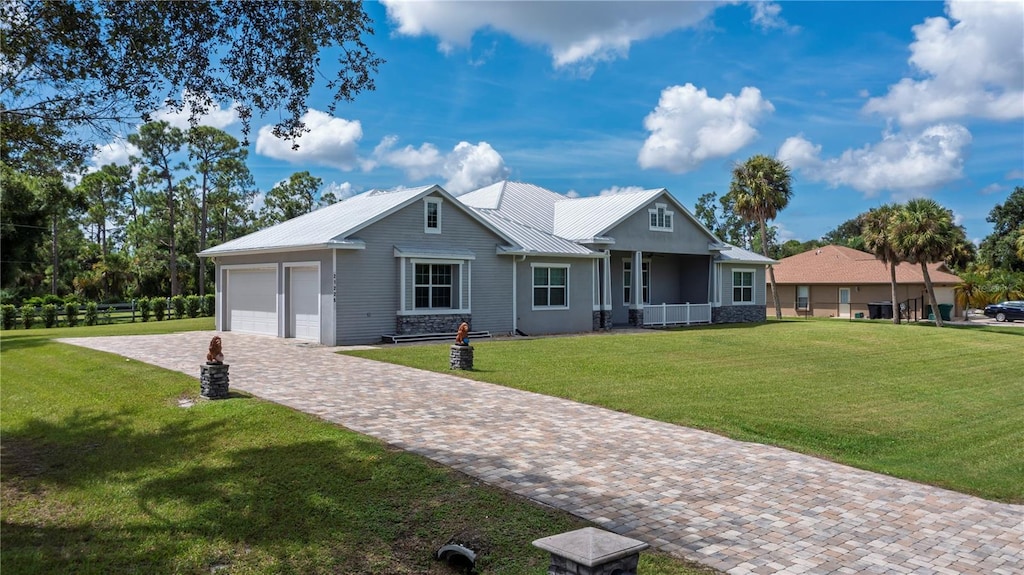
207 336 225 364
455 322 470 346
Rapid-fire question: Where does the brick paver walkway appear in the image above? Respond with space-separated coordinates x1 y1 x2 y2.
60 332 1023 575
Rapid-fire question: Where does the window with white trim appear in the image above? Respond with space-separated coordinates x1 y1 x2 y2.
623 260 650 304
533 265 569 309
415 263 453 308
648 203 673 232
733 270 754 304
797 285 809 310
424 198 441 234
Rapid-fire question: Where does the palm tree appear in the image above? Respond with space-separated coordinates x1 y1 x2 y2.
890 198 958 327
730 154 793 319
861 204 902 324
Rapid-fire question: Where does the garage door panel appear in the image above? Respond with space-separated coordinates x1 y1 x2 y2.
289 267 320 341
228 268 277 336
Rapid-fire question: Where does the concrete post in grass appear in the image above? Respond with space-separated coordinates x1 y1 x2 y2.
533 527 649 575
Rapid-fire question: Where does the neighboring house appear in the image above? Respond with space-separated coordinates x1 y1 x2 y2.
770 245 963 319
199 181 776 345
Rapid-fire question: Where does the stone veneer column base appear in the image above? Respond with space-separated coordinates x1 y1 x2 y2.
200 363 230 399
627 308 644 327
591 310 612 331
450 345 473 370
712 305 766 324
397 314 471 335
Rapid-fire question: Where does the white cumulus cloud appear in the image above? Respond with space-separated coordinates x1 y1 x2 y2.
370 137 510 195
863 0 1024 126
778 124 973 197
90 139 139 168
750 2 799 33
150 91 239 130
381 1 718 69
255 109 363 171
638 84 774 173
321 181 357 203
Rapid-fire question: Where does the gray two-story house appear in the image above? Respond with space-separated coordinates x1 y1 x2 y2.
199 181 773 345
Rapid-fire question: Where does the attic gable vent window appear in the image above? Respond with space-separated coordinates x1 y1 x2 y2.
648 203 673 232
425 198 442 234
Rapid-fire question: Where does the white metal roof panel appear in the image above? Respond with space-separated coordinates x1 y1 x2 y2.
458 180 564 233
553 188 666 240
716 244 777 265
200 185 435 255
471 210 595 256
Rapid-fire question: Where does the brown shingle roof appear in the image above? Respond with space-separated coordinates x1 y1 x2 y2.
772 245 962 285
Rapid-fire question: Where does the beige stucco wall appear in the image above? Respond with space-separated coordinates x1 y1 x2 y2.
771 283 960 319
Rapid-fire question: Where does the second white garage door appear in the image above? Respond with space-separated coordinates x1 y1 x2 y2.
227 268 277 336
288 267 320 341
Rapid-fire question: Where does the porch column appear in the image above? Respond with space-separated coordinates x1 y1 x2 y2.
633 251 643 308
399 256 407 311
631 250 644 327
603 251 612 310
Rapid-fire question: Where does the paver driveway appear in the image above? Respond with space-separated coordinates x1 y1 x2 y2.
60 332 1023 575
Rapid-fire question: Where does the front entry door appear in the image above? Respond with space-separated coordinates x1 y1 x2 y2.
838 287 851 318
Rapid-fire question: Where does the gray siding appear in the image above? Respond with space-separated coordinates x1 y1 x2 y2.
213 250 334 344
515 256 595 336
336 192 513 344
721 263 767 306
604 200 714 254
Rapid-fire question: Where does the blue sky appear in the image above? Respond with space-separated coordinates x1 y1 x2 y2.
94 1 1024 246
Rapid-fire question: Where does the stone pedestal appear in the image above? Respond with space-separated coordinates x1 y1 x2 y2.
200 363 230 399
449 345 473 370
533 527 649 575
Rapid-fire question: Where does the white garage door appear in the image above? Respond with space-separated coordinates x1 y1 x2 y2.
227 268 277 336
288 267 320 341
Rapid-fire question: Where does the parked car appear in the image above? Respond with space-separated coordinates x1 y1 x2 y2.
983 300 1024 322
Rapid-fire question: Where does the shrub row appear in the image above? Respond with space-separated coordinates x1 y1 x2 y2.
1 294 217 330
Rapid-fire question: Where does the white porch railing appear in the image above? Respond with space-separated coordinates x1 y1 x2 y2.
643 302 712 326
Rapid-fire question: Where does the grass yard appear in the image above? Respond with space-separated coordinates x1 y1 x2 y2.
0 321 712 575
345 320 1024 503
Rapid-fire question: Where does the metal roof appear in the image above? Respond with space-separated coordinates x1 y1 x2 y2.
715 244 778 265
458 180 563 233
471 210 596 256
552 188 667 240
200 185 439 256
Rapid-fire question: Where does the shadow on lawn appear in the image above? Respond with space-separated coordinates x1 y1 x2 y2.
0 409 513 574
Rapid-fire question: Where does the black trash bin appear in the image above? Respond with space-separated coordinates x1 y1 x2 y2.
879 301 893 319
867 302 882 319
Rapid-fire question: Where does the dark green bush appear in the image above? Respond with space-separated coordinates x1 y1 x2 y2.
0 289 18 307
25 297 44 308
84 302 98 326
41 304 58 328
1 305 17 330
20 304 36 329
153 297 167 321
42 294 63 306
203 293 216 317
185 295 201 318
64 302 79 327
138 297 151 322
171 295 186 320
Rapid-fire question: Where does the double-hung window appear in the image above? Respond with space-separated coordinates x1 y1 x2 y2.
533 265 569 309
623 260 650 304
415 263 453 308
733 269 754 304
648 203 673 232
797 285 809 310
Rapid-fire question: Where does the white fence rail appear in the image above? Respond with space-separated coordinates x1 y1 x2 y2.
643 302 712 326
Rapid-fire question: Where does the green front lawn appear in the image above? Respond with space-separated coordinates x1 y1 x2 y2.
345 320 1024 503
1 321 711 575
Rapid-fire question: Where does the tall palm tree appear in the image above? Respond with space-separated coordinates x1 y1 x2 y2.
861 204 902 324
891 198 957 327
730 154 793 319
